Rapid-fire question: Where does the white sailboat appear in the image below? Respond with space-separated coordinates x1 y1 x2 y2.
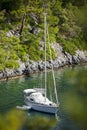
23 13 59 114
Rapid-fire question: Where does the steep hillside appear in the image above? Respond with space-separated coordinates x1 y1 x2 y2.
0 0 87 71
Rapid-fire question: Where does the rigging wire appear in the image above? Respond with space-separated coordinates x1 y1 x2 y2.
44 12 47 99
47 25 59 106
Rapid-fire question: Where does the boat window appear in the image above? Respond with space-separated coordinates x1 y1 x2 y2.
42 94 45 96
30 98 34 102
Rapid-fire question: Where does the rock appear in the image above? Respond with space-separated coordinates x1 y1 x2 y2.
64 52 73 64
7 31 13 37
24 61 33 75
53 60 59 68
24 67 33 75
30 61 38 72
13 61 25 76
14 68 22 76
25 62 30 68
38 61 44 71
16 61 26 75
0 71 4 79
46 61 52 69
30 26 40 35
4 68 14 77
72 55 79 64
76 50 87 62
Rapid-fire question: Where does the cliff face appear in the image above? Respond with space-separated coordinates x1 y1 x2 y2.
0 43 87 81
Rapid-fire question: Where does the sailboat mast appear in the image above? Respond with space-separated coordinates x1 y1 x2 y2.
44 12 47 98
47 26 59 106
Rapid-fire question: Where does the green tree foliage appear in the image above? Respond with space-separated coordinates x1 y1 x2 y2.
0 109 57 130
0 0 87 69
0 0 23 11
61 0 87 7
0 31 26 70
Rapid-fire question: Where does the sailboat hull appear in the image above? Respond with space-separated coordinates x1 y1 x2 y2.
25 101 58 114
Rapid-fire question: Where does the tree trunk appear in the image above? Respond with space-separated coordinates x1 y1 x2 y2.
19 13 26 36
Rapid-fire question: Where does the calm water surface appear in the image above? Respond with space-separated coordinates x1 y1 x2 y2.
0 64 87 130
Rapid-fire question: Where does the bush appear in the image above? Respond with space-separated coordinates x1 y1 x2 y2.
5 60 19 69
9 53 19 60
29 46 41 61
0 65 4 71
0 109 57 130
20 52 27 62
62 40 77 55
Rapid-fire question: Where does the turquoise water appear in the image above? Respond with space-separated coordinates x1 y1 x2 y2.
0 64 87 130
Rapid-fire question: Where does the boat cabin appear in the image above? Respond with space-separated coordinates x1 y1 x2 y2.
24 88 45 97
24 89 36 97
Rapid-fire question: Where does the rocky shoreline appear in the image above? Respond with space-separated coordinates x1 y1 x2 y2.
0 43 87 81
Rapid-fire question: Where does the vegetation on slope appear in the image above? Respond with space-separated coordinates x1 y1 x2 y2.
0 0 87 70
